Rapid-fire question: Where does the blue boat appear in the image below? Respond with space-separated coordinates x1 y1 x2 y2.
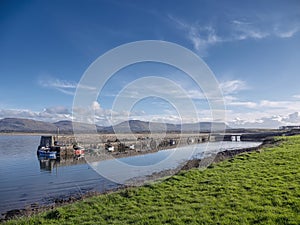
37 136 59 159
37 149 57 159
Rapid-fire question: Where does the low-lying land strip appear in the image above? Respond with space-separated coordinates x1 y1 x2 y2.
36 131 285 159
4 135 300 224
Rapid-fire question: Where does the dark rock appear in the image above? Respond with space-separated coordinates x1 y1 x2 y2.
4 209 24 220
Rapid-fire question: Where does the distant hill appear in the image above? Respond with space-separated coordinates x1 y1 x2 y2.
181 122 228 132
99 120 179 133
54 120 104 133
98 120 229 133
0 118 57 133
0 118 229 133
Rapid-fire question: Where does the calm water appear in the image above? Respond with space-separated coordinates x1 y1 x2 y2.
0 135 261 216
0 135 117 216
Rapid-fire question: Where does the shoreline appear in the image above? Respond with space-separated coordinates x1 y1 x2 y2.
124 137 280 185
1 137 279 221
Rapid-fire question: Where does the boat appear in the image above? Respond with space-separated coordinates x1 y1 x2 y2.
105 144 114 152
37 136 58 159
37 148 57 159
73 145 85 156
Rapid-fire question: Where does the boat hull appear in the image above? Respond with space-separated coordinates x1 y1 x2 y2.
37 150 57 159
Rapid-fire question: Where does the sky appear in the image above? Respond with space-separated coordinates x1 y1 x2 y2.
0 0 300 128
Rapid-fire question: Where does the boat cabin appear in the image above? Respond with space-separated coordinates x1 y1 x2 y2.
39 136 54 148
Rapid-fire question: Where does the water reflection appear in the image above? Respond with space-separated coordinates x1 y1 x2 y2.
38 158 57 172
0 135 118 217
37 155 86 172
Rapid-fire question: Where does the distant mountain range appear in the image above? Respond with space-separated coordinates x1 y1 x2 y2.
0 118 230 133
101 120 229 133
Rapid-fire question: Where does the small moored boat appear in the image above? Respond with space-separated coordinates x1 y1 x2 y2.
105 144 114 152
73 145 85 156
37 148 57 159
37 136 58 159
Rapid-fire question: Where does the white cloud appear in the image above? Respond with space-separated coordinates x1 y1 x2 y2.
168 15 223 53
232 20 269 40
0 107 72 122
92 101 101 111
169 16 269 53
72 101 147 126
282 112 300 123
39 77 77 95
221 83 300 127
228 111 300 129
231 20 299 40
220 80 248 95
225 97 300 128
1 101 300 129
232 20 251 25
227 101 257 109
217 80 257 109
185 89 205 100
169 16 299 53
229 116 281 129
43 106 70 115
5 72 300 128
292 95 300 99
115 77 248 103
39 77 76 88
188 25 222 52
258 100 300 111
274 26 299 38
234 20 299 40
0 109 37 119
260 100 284 108
38 76 96 95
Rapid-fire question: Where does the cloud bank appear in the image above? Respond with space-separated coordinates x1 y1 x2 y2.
2 75 298 128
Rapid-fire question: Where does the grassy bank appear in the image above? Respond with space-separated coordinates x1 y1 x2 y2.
5 136 300 224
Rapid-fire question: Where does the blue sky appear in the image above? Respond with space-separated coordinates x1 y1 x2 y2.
1 0 300 128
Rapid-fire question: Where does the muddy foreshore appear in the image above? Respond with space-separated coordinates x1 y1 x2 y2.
1 137 280 221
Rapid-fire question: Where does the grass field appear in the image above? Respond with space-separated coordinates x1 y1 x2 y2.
5 135 300 224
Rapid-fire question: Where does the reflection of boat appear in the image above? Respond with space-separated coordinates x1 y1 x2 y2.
38 154 86 172
38 158 58 171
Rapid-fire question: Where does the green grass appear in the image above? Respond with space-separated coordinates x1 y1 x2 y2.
5 135 300 225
